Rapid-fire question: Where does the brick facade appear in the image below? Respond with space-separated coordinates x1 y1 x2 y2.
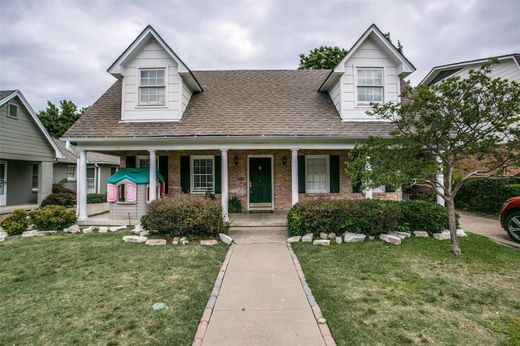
121 150 401 212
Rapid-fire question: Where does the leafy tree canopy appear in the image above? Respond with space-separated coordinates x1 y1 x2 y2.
298 46 347 70
38 100 87 138
346 64 520 255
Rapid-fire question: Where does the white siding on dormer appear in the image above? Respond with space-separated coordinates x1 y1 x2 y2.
181 78 193 113
337 37 400 121
121 38 186 122
328 81 341 113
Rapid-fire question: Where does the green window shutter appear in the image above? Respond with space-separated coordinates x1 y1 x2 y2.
214 156 221 194
330 155 340 193
180 156 190 193
125 156 136 168
298 155 306 193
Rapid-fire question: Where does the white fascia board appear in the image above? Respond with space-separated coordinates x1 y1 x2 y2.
420 55 520 86
107 26 202 92
1 91 64 159
319 24 415 91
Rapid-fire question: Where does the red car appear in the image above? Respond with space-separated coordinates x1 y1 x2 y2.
500 196 520 243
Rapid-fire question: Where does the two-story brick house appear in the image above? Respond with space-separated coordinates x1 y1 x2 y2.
63 24 416 220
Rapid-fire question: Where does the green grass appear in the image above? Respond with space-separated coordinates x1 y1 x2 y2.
292 234 520 346
0 232 228 345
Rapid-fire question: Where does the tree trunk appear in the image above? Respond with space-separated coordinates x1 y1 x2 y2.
446 198 461 256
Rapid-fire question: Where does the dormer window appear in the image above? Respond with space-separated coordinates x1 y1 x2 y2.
357 68 383 105
139 69 165 105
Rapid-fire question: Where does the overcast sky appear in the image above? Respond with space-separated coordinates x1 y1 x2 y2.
1 0 519 111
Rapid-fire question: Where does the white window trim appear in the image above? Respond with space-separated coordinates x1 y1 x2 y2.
190 155 215 194
305 155 330 194
138 68 167 106
67 165 76 181
355 67 384 108
136 155 150 168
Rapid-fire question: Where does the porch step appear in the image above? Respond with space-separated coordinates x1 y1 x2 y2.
228 226 288 244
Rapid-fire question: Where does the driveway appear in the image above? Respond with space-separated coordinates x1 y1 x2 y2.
202 243 326 346
458 211 519 249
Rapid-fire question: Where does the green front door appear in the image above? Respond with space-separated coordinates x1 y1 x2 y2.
249 157 272 207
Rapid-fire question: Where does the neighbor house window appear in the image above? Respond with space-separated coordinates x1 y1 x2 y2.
191 156 214 193
305 156 329 193
8 104 18 117
139 69 165 105
67 166 76 181
357 68 383 104
32 164 38 189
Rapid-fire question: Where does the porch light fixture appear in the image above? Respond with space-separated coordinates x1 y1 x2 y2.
233 156 239 165
282 156 287 165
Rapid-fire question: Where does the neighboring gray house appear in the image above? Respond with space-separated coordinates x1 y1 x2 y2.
53 139 120 195
0 90 62 210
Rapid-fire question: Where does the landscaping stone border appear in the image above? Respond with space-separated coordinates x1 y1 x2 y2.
287 243 337 346
192 244 235 346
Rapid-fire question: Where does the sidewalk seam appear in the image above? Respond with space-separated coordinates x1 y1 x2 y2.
192 244 235 346
287 243 337 346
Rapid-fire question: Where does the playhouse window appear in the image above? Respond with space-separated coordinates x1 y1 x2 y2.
118 184 126 202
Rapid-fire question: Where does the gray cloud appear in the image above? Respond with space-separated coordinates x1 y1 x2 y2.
1 0 519 111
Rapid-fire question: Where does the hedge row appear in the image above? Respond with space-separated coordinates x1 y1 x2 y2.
0 205 76 235
141 197 223 237
287 199 451 237
455 178 520 214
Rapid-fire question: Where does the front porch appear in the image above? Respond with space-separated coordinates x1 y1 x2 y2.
72 139 402 221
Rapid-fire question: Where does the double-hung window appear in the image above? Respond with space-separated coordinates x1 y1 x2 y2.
357 68 383 104
67 166 76 181
305 156 329 193
191 156 214 193
139 69 165 105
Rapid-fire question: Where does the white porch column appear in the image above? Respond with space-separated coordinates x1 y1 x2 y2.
149 150 157 202
436 156 445 206
221 148 229 222
364 158 373 199
76 157 80 215
291 149 299 206
78 150 88 220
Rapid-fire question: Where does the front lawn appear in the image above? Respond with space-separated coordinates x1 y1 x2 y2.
292 235 520 346
0 232 227 345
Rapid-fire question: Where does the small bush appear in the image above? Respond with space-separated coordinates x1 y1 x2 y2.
87 193 106 204
30 205 76 231
455 178 520 214
288 199 451 237
228 196 242 213
41 184 76 207
0 209 30 235
288 199 401 237
399 200 452 234
141 197 223 237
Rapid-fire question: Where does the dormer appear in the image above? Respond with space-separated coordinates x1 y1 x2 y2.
319 24 415 122
108 26 202 122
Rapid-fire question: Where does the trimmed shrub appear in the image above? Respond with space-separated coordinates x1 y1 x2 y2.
455 178 520 214
30 205 76 231
141 197 223 237
228 196 242 213
398 200 452 234
288 199 401 237
0 209 30 235
288 199 451 237
87 193 106 204
41 184 76 208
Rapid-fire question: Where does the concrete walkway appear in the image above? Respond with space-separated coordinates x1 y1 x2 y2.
202 242 325 346
458 211 520 249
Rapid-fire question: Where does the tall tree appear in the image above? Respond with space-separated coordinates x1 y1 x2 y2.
38 100 87 138
298 46 347 70
346 64 520 256
383 32 403 53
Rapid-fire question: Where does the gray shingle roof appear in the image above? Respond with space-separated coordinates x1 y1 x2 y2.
64 70 394 139
53 139 120 165
0 90 16 102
